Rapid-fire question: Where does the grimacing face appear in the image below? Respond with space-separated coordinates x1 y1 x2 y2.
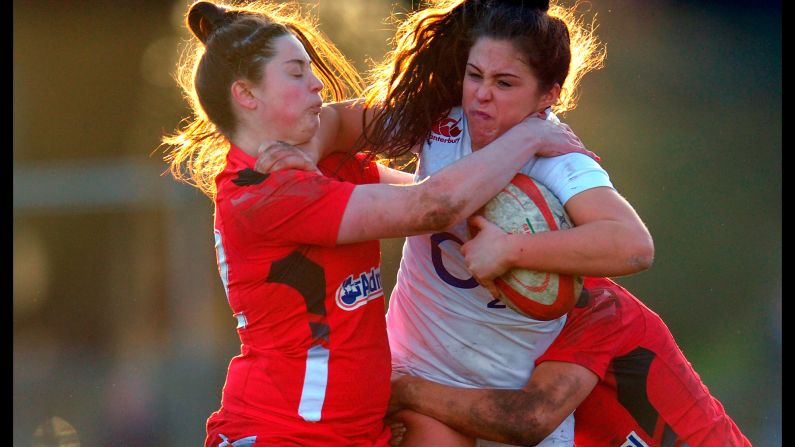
247 33 324 145
462 37 555 150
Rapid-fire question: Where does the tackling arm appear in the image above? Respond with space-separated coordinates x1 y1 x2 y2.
298 99 374 163
391 361 599 446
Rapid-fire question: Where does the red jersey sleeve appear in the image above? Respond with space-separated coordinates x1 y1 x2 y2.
229 169 354 246
220 152 380 248
318 152 381 184
536 279 640 380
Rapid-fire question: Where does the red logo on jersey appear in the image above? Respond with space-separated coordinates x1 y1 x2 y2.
432 117 463 138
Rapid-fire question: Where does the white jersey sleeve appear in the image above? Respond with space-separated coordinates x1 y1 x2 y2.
523 152 613 205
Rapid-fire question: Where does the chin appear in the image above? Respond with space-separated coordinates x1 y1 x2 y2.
471 131 498 150
287 122 319 145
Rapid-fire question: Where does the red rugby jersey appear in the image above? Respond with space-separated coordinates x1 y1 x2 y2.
209 146 391 446
537 277 751 447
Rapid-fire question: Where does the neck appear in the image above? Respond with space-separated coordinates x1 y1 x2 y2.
230 128 289 158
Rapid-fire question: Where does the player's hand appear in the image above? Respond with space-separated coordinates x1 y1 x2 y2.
254 140 321 174
386 420 407 446
385 371 411 446
518 114 600 162
462 215 514 298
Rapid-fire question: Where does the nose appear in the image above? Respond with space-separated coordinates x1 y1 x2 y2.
474 82 492 102
308 71 323 93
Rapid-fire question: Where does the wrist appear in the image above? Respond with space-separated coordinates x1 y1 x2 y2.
391 374 410 408
397 375 420 410
515 122 543 155
504 233 523 268
295 142 322 164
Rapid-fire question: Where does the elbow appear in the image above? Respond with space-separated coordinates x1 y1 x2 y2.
483 391 559 446
419 207 458 232
416 189 465 232
510 416 558 446
624 233 655 273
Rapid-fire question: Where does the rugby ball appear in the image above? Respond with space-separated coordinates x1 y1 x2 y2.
478 173 583 320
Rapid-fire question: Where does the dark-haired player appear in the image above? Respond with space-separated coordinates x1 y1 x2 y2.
363 1 653 445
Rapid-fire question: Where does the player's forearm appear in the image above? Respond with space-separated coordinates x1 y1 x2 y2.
393 376 553 446
377 164 415 185
301 100 366 163
505 219 654 277
338 128 544 241
417 125 544 229
325 99 372 155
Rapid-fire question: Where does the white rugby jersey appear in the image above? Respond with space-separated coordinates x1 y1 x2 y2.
386 107 614 447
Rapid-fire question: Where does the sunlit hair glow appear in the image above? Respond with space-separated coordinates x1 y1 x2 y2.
161 1 363 198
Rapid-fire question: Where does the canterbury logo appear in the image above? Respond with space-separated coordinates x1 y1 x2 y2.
430 117 463 143
432 117 463 137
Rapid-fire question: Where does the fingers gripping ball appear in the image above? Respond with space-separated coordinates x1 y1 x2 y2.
478 174 583 320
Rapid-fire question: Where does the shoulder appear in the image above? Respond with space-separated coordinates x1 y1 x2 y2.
318 153 380 184
530 152 607 175
217 168 341 208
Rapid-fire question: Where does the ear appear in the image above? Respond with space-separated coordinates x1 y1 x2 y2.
231 80 258 110
538 83 561 111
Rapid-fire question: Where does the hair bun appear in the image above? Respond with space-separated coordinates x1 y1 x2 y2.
495 0 549 11
187 1 230 44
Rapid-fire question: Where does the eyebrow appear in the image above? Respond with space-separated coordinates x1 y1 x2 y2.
284 59 310 68
466 63 521 79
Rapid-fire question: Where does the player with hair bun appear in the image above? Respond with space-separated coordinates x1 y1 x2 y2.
160 1 592 445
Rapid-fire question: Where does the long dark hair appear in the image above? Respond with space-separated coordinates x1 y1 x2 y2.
362 0 605 159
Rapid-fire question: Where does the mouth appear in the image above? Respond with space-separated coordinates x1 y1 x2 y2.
469 109 492 121
466 109 498 142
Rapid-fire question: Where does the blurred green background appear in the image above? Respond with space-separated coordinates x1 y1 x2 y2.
13 0 780 445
